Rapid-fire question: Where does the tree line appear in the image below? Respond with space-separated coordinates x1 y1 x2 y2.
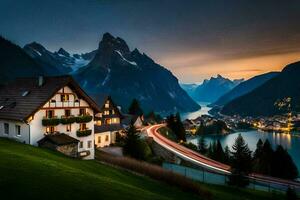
197 135 298 184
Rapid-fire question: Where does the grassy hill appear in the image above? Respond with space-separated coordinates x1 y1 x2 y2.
0 138 284 200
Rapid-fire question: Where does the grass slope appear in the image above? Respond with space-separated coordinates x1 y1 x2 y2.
0 139 284 200
0 139 200 200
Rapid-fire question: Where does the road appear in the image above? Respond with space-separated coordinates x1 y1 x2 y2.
146 124 300 189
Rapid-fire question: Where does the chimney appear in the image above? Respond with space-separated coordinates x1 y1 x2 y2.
38 76 44 87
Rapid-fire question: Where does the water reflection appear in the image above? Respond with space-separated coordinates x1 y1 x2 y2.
181 102 211 120
188 130 300 171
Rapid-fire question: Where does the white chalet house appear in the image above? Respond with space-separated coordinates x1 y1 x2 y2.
0 76 101 159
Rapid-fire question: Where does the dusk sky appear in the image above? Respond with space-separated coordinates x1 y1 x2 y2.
1 0 300 83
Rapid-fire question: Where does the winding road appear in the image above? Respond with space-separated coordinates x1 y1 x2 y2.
146 124 300 190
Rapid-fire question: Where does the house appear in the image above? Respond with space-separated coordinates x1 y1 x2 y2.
93 95 123 148
182 119 197 135
0 76 101 159
122 114 144 129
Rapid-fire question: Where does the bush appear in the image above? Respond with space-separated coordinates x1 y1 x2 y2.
95 151 211 199
76 115 93 123
137 140 153 161
42 118 60 126
76 129 92 137
183 142 198 151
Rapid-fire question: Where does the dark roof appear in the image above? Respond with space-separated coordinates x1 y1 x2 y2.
0 76 101 121
92 94 123 118
38 133 79 146
121 114 140 126
94 124 123 133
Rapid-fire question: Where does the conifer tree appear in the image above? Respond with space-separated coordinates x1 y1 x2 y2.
128 98 143 116
198 136 207 154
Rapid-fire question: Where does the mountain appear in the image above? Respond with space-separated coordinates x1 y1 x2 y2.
189 75 243 103
74 33 200 114
23 42 94 74
221 61 300 117
0 36 45 83
212 72 279 106
180 83 199 98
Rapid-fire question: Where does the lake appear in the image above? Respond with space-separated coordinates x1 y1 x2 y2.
188 131 300 172
183 102 300 174
181 102 211 120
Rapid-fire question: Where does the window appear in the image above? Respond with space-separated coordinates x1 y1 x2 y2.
96 120 102 126
105 119 111 124
46 110 54 118
4 123 9 135
87 140 92 148
98 136 101 143
105 135 109 142
46 126 55 134
112 109 115 114
66 124 71 132
15 125 21 136
104 110 110 115
105 100 109 108
65 109 71 117
79 108 86 116
112 118 119 124
79 141 83 148
61 94 69 102
79 123 87 131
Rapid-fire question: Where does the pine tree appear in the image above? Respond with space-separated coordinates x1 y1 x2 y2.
214 140 225 163
272 145 298 180
229 134 252 186
253 139 263 159
175 112 186 142
123 123 141 159
198 136 207 154
128 98 143 116
224 145 231 164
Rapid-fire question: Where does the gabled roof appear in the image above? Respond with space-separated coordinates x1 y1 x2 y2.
121 114 142 126
92 94 123 118
0 75 101 121
38 133 79 146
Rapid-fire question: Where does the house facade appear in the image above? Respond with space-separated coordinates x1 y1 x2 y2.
93 95 123 148
0 76 101 159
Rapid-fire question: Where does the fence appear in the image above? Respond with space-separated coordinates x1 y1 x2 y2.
163 162 300 193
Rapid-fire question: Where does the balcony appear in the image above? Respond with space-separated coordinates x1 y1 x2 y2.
42 116 60 126
76 114 93 123
60 115 76 124
76 129 92 137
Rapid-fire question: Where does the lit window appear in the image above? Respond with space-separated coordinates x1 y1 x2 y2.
80 123 87 131
112 110 115 114
46 126 55 134
15 125 21 136
4 123 9 135
61 94 69 102
105 119 111 124
79 141 83 148
87 140 92 148
96 120 102 126
105 135 109 142
98 136 101 143
104 110 110 115
105 101 109 108
66 124 71 132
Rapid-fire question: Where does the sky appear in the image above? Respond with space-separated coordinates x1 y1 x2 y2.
1 0 300 83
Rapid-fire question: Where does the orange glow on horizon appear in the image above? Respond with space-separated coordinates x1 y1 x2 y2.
158 51 300 83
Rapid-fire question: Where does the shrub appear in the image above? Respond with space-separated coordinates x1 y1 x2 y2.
42 118 60 126
95 151 211 199
76 129 92 137
76 115 93 123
